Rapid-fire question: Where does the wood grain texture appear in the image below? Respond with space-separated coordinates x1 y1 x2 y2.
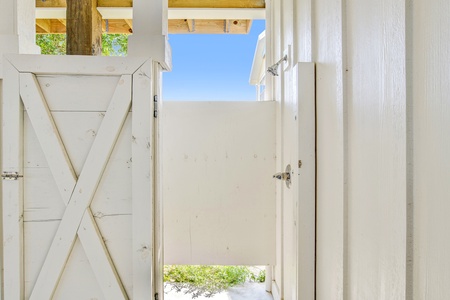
36 75 120 112
169 0 265 8
66 0 102 55
21 74 128 299
131 59 154 299
412 0 450 298
3 56 151 299
152 62 165 300
79 209 128 300
295 63 316 300
2 56 24 300
29 75 131 299
20 73 77 204
345 0 407 298
36 19 51 33
36 18 253 34
36 0 264 8
5 54 146 75
169 19 250 34
312 0 345 298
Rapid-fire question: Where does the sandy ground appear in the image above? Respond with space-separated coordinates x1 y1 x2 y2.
164 282 273 300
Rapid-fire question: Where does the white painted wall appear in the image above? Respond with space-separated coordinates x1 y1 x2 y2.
311 0 345 298
273 0 450 299
0 0 39 77
162 101 276 266
345 0 407 297
412 0 450 298
0 0 448 298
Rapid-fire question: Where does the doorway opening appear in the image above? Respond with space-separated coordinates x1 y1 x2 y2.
163 15 273 300
163 20 266 102
163 265 270 299
162 99 276 299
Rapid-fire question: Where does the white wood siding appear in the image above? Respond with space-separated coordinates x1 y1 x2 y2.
277 0 408 298
412 1 450 298
312 0 345 298
2 55 158 300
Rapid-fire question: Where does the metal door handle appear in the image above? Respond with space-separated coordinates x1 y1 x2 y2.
273 172 290 181
273 164 291 188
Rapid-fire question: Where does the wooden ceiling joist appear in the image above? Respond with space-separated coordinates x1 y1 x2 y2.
35 0 264 35
169 19 251 34
168 0 265 8
37 18 253 34
36 8 265 21
36 19 67 33
36 0 265 8
36 19 52 33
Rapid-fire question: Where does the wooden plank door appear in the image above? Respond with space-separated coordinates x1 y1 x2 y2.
272 62 315 300
2 55 159 300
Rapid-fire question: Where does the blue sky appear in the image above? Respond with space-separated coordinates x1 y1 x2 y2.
163 20 265 101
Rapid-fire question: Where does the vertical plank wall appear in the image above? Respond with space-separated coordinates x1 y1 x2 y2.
280 1 297 299
311 0 346 298
312 0 407 298
412 0 450 298
293 0 449 298
345 0 407 298
284 0 409 298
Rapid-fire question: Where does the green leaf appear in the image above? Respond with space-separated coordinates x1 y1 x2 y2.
36 33 128 56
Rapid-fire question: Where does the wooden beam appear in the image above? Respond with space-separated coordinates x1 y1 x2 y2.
36 0 265 8
36 18 253 34
124 19 133 33
169 0 265 8
245 19 252 34
66 0 102 55
98 0 132 7
186 19 195 32
228 19 250 34
36 19 66 34
103 19 132 34
36 19 51 33
36 0 67 7
169 19 251 34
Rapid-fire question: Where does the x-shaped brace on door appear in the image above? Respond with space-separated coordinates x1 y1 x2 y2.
20 73 130 300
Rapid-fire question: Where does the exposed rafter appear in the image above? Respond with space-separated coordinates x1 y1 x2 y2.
35 0 265 35
168 0 265 8
35 0 265 8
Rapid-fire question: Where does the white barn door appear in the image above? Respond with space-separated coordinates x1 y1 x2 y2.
2 55 161 300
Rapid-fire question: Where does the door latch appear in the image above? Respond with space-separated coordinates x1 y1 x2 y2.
1 171 23 180
273 164 291 188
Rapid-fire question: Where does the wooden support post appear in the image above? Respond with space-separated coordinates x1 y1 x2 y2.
66 0 102 55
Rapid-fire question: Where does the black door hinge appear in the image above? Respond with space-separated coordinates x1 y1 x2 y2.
153 95 158 118
155 292 159 300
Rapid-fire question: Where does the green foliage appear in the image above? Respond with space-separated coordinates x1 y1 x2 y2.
249 268 266 283
36 34 66 55
101 34 128 56
35 34 128 56
164 265 266 298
